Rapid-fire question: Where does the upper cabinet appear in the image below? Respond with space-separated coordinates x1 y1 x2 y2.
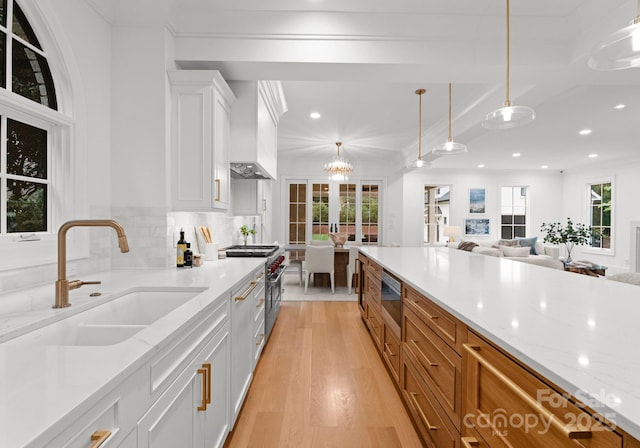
168 70 236 211
228 81 288 181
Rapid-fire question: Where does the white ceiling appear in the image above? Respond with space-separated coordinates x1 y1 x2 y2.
96 0 640 172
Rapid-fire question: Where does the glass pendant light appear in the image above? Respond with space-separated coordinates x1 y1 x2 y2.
589 0 640 70
483 0 535 130
413 88 426 168
433 83 468 155
324 141 353 181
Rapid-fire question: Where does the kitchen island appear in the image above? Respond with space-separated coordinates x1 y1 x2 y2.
359 245 640 447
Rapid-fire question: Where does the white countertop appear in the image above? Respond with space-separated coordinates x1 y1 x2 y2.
0 258 265 448
360 246 640 439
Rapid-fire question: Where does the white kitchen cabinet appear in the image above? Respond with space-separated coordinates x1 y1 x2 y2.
228 81 287 180
168 70 235 211
137 318 231 448
230 265 264 427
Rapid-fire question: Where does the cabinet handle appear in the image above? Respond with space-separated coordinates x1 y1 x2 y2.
409 339 438 367
197 367 208 411
408 392 438 431
203 363 212 405
461 437 480 448
256 298 265 308
235 281 258 301
412 300 438 320
384 342 396 357
214 179 221 202
90 430 111 448
256 333 265 346
463 344 592 440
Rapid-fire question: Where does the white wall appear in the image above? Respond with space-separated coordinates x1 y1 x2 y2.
561 157 640 274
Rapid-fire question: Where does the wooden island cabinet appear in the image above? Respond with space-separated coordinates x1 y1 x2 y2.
358 248 640 448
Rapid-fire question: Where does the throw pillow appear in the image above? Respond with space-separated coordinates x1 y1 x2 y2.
500 245 531 257
492 239 520 249
458 241 479 251
516 236 538 255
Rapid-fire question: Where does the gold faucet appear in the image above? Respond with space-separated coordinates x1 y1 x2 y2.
54 219 130 308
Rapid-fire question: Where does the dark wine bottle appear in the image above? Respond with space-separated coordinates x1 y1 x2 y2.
184 243 193 268
176 229 186 267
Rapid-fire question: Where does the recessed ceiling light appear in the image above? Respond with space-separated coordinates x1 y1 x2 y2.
588 153 598 158
477 164 485 168
579 129 592 136
309 112 321 119
541 165 548 169
512 153 521 158
614 104 626 110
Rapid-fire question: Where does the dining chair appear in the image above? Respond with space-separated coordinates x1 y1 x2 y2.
304 244 335 294
347 245 360 294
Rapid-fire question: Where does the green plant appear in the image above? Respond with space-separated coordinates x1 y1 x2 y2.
540 218 594 262
240 224 256 237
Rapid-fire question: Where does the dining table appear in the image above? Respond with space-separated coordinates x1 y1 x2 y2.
285 244 353 288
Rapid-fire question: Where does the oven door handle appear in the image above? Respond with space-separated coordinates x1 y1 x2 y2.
269 266 287 285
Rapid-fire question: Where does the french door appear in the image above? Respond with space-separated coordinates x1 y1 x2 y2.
286 179 380 245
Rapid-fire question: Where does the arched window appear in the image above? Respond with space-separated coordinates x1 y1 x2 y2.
0 0 58 235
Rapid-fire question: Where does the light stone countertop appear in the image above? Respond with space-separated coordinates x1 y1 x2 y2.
0 258 265 448
360 246 640 440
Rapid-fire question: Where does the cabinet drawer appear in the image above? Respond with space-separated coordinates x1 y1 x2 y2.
366 260 383 281
254 319 266 366
253 282 266 326
382 323 400 383
464 331 621 448
403 305 462 429
402 354 460 448
403 284 466 353
366 272 381 304
365 301 383 350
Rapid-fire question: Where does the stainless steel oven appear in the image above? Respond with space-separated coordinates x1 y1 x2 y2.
381 270 402 334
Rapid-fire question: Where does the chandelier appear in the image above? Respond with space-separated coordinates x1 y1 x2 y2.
324 141 353 181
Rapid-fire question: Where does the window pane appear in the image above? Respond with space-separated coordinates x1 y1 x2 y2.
7 119 47 178
602 183 612 204
591 184 602 198
12 40 57 109
12 3 41 49
0 32 5 89
514 215 526 225
501 227 512 239
0 0 6 27
501 215 512 225
603 207 611 226
514 226 526 238
7 179 47 232
601 228 611 249
592 206 601 226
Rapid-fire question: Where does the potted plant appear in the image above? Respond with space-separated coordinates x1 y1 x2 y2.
240 224 256 246
540 218 594 263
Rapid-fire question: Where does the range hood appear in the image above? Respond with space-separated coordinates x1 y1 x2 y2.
230 162 272 180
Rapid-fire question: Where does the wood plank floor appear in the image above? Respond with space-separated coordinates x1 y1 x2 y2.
224 301 424 448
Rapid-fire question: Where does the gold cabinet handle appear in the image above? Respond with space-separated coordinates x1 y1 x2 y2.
463 344 592 440
384 342 396 357
235 281 258 302
197 367 208 411
215 179 221 202
90 430 111 448
256 333 265 346
408 392 438 431
203 363 212 405
256 298 265 308
412 300 438 320
409 339 438 367
461 437 480 448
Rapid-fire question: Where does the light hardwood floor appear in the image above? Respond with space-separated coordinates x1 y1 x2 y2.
224 301 424 448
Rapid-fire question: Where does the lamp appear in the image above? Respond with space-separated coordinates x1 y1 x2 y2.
483 0 535 130
443 226 461 243
433 83 467 155
588 0 640 70
413 88 427 168
324 141 353 181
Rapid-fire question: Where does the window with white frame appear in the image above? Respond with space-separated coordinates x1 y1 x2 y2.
423 185 450 244
500 186 528 239
588 181 612 250
0 1 58 236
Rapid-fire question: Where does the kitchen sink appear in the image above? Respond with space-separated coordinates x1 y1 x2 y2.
9 286 206 346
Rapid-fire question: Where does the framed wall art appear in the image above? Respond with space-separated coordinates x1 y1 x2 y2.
469 188 486 214
465 218 490 236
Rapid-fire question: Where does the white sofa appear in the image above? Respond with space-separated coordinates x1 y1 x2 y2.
448 238 564 270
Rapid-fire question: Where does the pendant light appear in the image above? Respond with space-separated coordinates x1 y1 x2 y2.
433 83 467 155
588 0 640 70
324 141 353 181
413 88 426 168
483 0 535 130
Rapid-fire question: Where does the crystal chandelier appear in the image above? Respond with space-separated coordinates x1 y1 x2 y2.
324 141 353 181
